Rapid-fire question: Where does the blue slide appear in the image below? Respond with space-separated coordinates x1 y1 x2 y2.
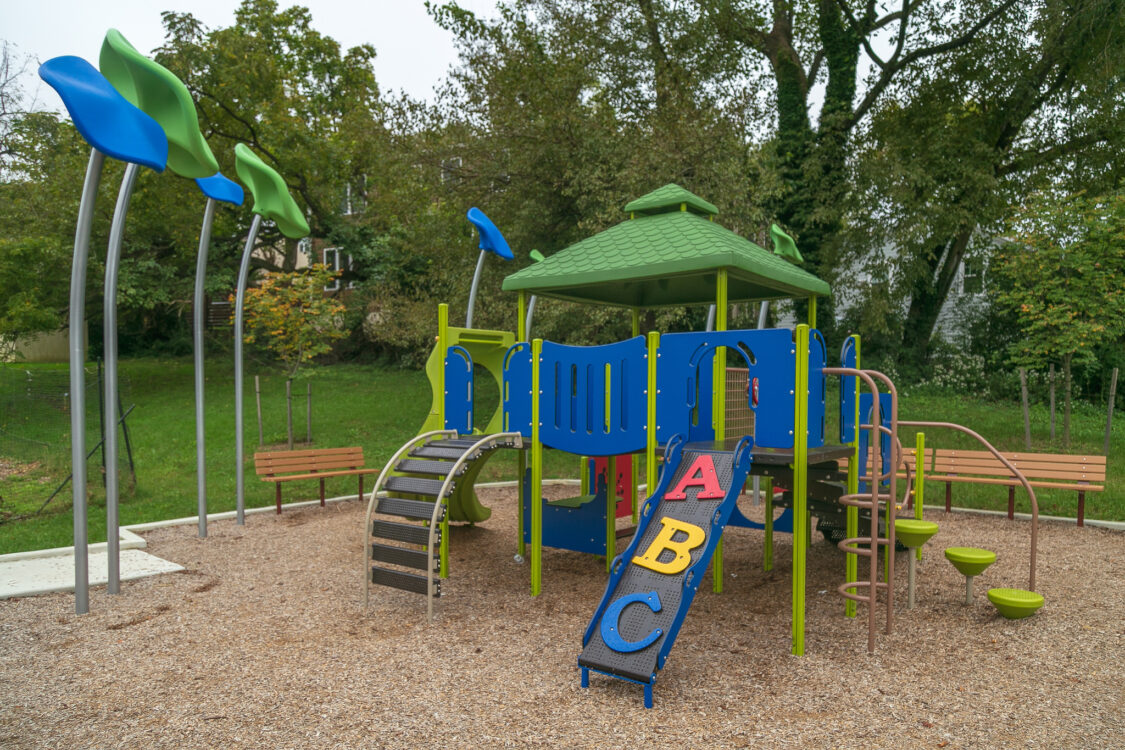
579 435 754 708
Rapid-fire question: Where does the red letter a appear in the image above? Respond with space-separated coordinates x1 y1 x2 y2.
664 455 725 500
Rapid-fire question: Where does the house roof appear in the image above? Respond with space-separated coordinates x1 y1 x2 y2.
501 184 830 308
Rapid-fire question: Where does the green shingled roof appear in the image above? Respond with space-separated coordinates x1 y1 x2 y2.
501 184 829 308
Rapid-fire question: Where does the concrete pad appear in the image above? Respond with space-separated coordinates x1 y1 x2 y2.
0 548 183 599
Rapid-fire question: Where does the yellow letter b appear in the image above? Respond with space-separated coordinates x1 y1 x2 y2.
632 517 705 575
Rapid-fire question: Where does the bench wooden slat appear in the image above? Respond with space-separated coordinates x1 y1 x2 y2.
251 447 375 514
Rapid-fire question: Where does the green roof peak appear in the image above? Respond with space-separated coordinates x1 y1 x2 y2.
623 184 719 217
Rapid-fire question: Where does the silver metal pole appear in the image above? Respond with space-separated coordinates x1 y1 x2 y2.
525 295 537 339
465 249 487 328
193 198 217 538
757 300 769 329
70 148 106 615
104 162 141 596
706 304 716 331
752 300 769 504
234 214 263 525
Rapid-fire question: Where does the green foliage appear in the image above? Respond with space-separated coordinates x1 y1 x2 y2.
992 191 1125 368
0 237 72 352
241 265 347 377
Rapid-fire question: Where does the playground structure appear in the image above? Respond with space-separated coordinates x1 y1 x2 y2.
362 185 1046 707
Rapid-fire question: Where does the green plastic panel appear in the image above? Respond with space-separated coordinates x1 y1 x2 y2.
233 143 310 239
99 29 218 179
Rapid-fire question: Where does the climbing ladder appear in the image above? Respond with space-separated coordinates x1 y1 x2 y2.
363 429 523 621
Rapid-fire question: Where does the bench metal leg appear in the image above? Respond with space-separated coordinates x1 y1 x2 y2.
1008 485 1015 520
358 475 364 503
1078 492 1085 527
945 482 952 513
320 478 326 507
276 483 282 514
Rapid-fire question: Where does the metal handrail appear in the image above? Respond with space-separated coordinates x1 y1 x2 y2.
898 420 1039 591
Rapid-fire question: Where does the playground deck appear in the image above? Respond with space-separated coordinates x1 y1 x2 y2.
1 490 1122 748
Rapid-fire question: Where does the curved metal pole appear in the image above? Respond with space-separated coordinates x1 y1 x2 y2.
193 198 217 538
524 294 537 339
234 214 263 525
104 162 141 596
465 249 487 328
70 148 106 615
899 419 1039 591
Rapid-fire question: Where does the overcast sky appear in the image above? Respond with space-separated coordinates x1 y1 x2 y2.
2 0 499 108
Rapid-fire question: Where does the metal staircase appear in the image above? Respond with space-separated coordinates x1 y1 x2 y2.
363 430 522 621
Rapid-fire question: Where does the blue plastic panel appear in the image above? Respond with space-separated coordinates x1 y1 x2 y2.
537 337 648 456
195 172 244 205
39 56 168 171
858 392 893 490
466 207 514 260
807 330 826 448
502 342 533 436
656 329 795 448
443 345 473 433
839 336 858 444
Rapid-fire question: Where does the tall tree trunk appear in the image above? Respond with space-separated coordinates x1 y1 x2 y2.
899 230 972 371
1063 352 1072 449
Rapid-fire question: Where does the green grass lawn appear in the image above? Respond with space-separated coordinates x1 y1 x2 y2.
0 357 1119 554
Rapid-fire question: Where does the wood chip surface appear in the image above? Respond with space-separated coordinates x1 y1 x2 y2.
1 488 1122 749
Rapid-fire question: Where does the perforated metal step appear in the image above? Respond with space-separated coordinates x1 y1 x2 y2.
371 543 437 571
371 519 437 546
410 445 472 460
377 496 444 521
430 438 481 448
384 476 449 498
371 566 439 596
395 458 466 476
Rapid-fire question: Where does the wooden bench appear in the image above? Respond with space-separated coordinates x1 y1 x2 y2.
839 447 1106 526
254 447 378 514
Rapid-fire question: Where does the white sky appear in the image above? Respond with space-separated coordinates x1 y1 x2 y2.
2 0 499 108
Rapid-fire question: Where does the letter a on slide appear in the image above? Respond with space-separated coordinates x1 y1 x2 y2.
632 517 705 575
664 454 725 500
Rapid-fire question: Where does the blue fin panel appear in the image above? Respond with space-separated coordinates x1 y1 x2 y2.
195 172 244 205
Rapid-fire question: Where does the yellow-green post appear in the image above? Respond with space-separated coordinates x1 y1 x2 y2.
437 304 450 577
530 338 543 596
808 296 817 329
606 454 616 572
712 270 728 593
631 309 642 522
646 332 659 501
916 431 926 561
516 291 527 558
792 324 810 655
845 335 861 618
763 478 773 571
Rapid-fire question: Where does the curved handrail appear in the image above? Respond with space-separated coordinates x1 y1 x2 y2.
423 432 523 621
898 420 1039 591
99 29 218 178
363 429 456 610
233 143 310 239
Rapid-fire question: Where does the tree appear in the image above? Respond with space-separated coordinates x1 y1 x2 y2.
240 264 347 378
991 190 1125 445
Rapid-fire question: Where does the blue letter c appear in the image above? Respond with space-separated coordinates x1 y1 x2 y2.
600 590 663 653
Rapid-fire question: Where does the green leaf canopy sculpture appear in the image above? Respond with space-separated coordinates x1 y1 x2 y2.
99 29 219 178
234 143 310 239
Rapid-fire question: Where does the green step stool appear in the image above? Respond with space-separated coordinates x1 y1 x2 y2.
987 588 1045 619
894 519 940 609
944 547 996 605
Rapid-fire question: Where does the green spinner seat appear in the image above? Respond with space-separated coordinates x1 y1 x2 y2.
987 588 1045 619
945 547 996 605
894 519 939 609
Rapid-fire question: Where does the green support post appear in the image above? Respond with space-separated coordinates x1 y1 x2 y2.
845 335 861 619
713 269 728 594
516 292 527 559
530 338 543 596
763 478 773 571
606 454 616 572
646 332 659 503
916 431 926 562
792 324 810 655
438 304 450 578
